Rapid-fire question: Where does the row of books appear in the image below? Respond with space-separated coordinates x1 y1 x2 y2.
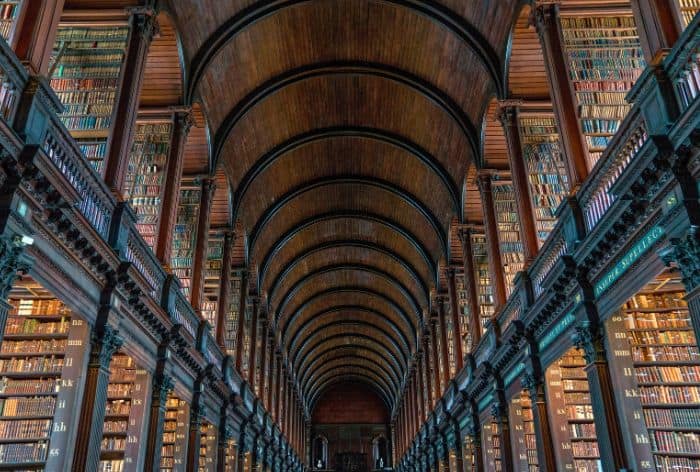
0 357 64 374
632 345 700 363
644 408 700 429
635 366 700 383
0 419 51 438
572 442 599 458
570 422 597 439
639 385 700 404
624 292 688 310
679 0 700 27
654 455 700 472
4 318 69 336
9 299 67 316
624 311 690 329
51 80 119 93
627 330 695 345
0 396 55 416
650 430 700 454
0 441 47 463
0 378 56 395
1 339 67 354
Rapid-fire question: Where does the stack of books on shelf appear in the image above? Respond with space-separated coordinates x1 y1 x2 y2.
0 295 73 470
455 273 473 354
470 232 494 334
198 421 216 472
201 231 224 330
559 14 646 167
482 420 501 471
519 114 569 244
160 395 188 472
50 25 129 173
546 348 602 472
0 1 20 41
510 390 538 471
619 286 700 471
99 354 135 472
124 120 172 249
171 180 201 300
492 183 524 297
223 275 242 356
678 0 700 28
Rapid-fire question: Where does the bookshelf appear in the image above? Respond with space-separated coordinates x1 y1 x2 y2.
559 14 646 168
445 304 457 378
470 233 495 335
482 419 501 471
463 435 477 472
99 353 148 472
201 231 224 331
0 279 90 471
223 439 236 472
223 274 241 355
492 182 524 297
198 420 217 472
519 113 569 244
171 179 201 300
455 273 472 354
546 348 602 472
241 304 252 380
0 1 20 42
606 275 700 471
678 1 700 28
160 395 189 472
124 120 173 249
509 391 538 471
49 25 129 174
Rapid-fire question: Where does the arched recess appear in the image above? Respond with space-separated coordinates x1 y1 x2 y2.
309 375 393 413
505 4 551 100
308 369 395 411
302 357 400 399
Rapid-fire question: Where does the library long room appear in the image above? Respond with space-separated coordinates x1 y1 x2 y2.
0 0 698 471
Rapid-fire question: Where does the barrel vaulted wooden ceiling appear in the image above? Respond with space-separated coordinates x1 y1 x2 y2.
161 0 533 416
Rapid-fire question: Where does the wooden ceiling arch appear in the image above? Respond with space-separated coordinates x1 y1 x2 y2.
310 374 394 412
164 0 521 409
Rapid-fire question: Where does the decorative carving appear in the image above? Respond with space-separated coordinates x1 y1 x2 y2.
0 235 29 299
129 7 160 42
90 325 124 368
661 227 700 291
530 2 557 36
154 373 175 404
572 321 605 364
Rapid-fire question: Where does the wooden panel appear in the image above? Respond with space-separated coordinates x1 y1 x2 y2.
210 167 231 228
508 5 551 99
482 100 509 169
182 103 209 174
464 165 483 224
139 13 183 107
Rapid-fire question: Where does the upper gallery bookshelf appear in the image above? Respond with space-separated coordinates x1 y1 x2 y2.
123 118 173 249
201 231 224 331
49 24 129 173
677 0 700 27
470 232 495 335
559 11 646 168
171 178 201 300
491 181 525 297
0 1 21 42
518 111 569 245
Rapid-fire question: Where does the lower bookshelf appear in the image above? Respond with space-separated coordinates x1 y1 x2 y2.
198 420 217 472
509 390 538 471
606 274 700 471
481 419 501 472
546 348 602 472
160 394 189 472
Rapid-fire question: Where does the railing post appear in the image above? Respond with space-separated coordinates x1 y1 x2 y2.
143 339 174 472
190 177 216 309
12 0 65 75
477 173 507 309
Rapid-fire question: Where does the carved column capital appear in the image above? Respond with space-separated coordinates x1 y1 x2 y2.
127 6 160 42
573 321 605 364
90 325 124 368
661 227 700 292
154 373 175 404
530 2 558 36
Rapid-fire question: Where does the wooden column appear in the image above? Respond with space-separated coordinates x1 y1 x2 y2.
155 109 193 265
492 391 514 472
451 423 464 472
237 430 247 472
466 422 484 472
446 268 464 370
216 403 232 472
234 269 249 371
573 322 629 471
429 319 440 405
12 0 64 75
186 388 204 472
190 177 216 310
144 345 174 472
532 3 590 187
259 313 269 402
522 373 557 472
215 230 235 347
436 295 450 390
103 7 158 196
457 227 483 347
71 323 123 472
416 353 425 422
476 173 507 309
422 332 433 413
631 0 683 64
498 102 539 264
248 296 260 386
267 336 275 410
275 354 282 422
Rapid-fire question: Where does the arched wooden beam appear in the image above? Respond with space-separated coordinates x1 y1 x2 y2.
289 318 410 372
185 0 504 105
258 211 437 289
289 321 408 372
307 368 395 410
211 62 481 175
279 288 417 347
301 356 400 398
266 240 429 310
276 265 422 327
310 375 393 414
286 306 414 361
230 125 461 223
292 333 407 375
248 176 448 258
299 345 402 392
